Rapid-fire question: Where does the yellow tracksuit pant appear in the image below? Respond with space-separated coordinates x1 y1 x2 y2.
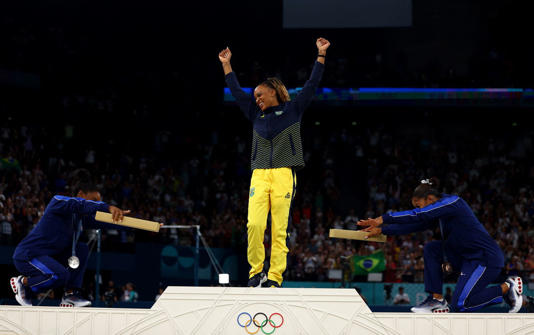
248 167 296 285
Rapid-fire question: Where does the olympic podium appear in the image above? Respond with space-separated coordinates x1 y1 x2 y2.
2 287 534 335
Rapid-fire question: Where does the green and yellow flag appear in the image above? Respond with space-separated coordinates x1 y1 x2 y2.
0 157 21 172
351 250 386 275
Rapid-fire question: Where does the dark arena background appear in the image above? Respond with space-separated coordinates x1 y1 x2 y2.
1 0 534 334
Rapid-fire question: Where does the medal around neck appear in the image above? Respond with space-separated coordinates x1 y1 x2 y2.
68 256 80 269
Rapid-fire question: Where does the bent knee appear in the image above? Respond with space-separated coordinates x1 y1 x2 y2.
31 269 70 292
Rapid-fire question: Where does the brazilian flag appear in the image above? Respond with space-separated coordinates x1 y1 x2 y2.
0 157 21 172
351 250 386 275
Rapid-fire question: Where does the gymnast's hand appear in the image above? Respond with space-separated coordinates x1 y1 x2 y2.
109 205 131 223
362 226 382 239
218 47 232 64
357 216 383 228
316 37 330 55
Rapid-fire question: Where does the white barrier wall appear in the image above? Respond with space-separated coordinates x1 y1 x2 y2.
375 313 534 335
1 287 534 335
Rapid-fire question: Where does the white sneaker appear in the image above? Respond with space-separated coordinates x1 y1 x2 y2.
10 276 32 306
60 292 92 307
411 295 450 313
506 276 523 313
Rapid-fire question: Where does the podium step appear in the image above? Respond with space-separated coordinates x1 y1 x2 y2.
1 286 534 334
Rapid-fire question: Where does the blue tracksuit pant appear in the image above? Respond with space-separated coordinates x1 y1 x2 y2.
424 241 503 312
13 242 89 293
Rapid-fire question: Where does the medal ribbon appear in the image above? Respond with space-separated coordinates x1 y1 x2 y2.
439 219 448 263
72 214 83 257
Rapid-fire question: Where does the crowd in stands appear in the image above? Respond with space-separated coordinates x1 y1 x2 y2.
2 116 533 286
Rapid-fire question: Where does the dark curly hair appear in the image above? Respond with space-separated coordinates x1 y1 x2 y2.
69 168 98 196
412 177 440 199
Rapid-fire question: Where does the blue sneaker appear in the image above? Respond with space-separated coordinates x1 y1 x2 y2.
411 295 449 313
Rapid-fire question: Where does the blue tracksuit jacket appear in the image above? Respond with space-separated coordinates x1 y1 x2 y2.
225 61 324 170
381 194 504 267
13 195 111 261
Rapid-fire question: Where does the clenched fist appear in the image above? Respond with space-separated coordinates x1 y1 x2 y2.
218 47 232 64
316 38 330 54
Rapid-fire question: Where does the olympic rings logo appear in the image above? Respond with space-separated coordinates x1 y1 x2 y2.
236 312 284 334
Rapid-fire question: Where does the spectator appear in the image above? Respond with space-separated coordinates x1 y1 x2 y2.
122 282 139 303
303 250 318 281
393 287 410 305
102 280 120 307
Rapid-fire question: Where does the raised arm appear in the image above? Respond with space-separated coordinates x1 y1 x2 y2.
219 47 234 75
294 38 330 114
219 47 257 121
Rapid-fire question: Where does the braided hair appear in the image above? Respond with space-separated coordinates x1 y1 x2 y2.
260 77 291 104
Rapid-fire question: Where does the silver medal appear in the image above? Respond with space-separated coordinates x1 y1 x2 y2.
68 256 80 269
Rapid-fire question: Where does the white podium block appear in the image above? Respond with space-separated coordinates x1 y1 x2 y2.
2 286 534 334
151 286 387 334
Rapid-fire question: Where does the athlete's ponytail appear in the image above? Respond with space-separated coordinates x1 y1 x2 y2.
260 77 291 103
412 177 440 199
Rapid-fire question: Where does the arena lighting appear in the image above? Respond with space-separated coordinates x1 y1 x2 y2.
357 88 523 93
224 87 528 102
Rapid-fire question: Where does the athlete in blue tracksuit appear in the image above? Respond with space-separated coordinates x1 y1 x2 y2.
10 183 129 307
359 179 525 313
